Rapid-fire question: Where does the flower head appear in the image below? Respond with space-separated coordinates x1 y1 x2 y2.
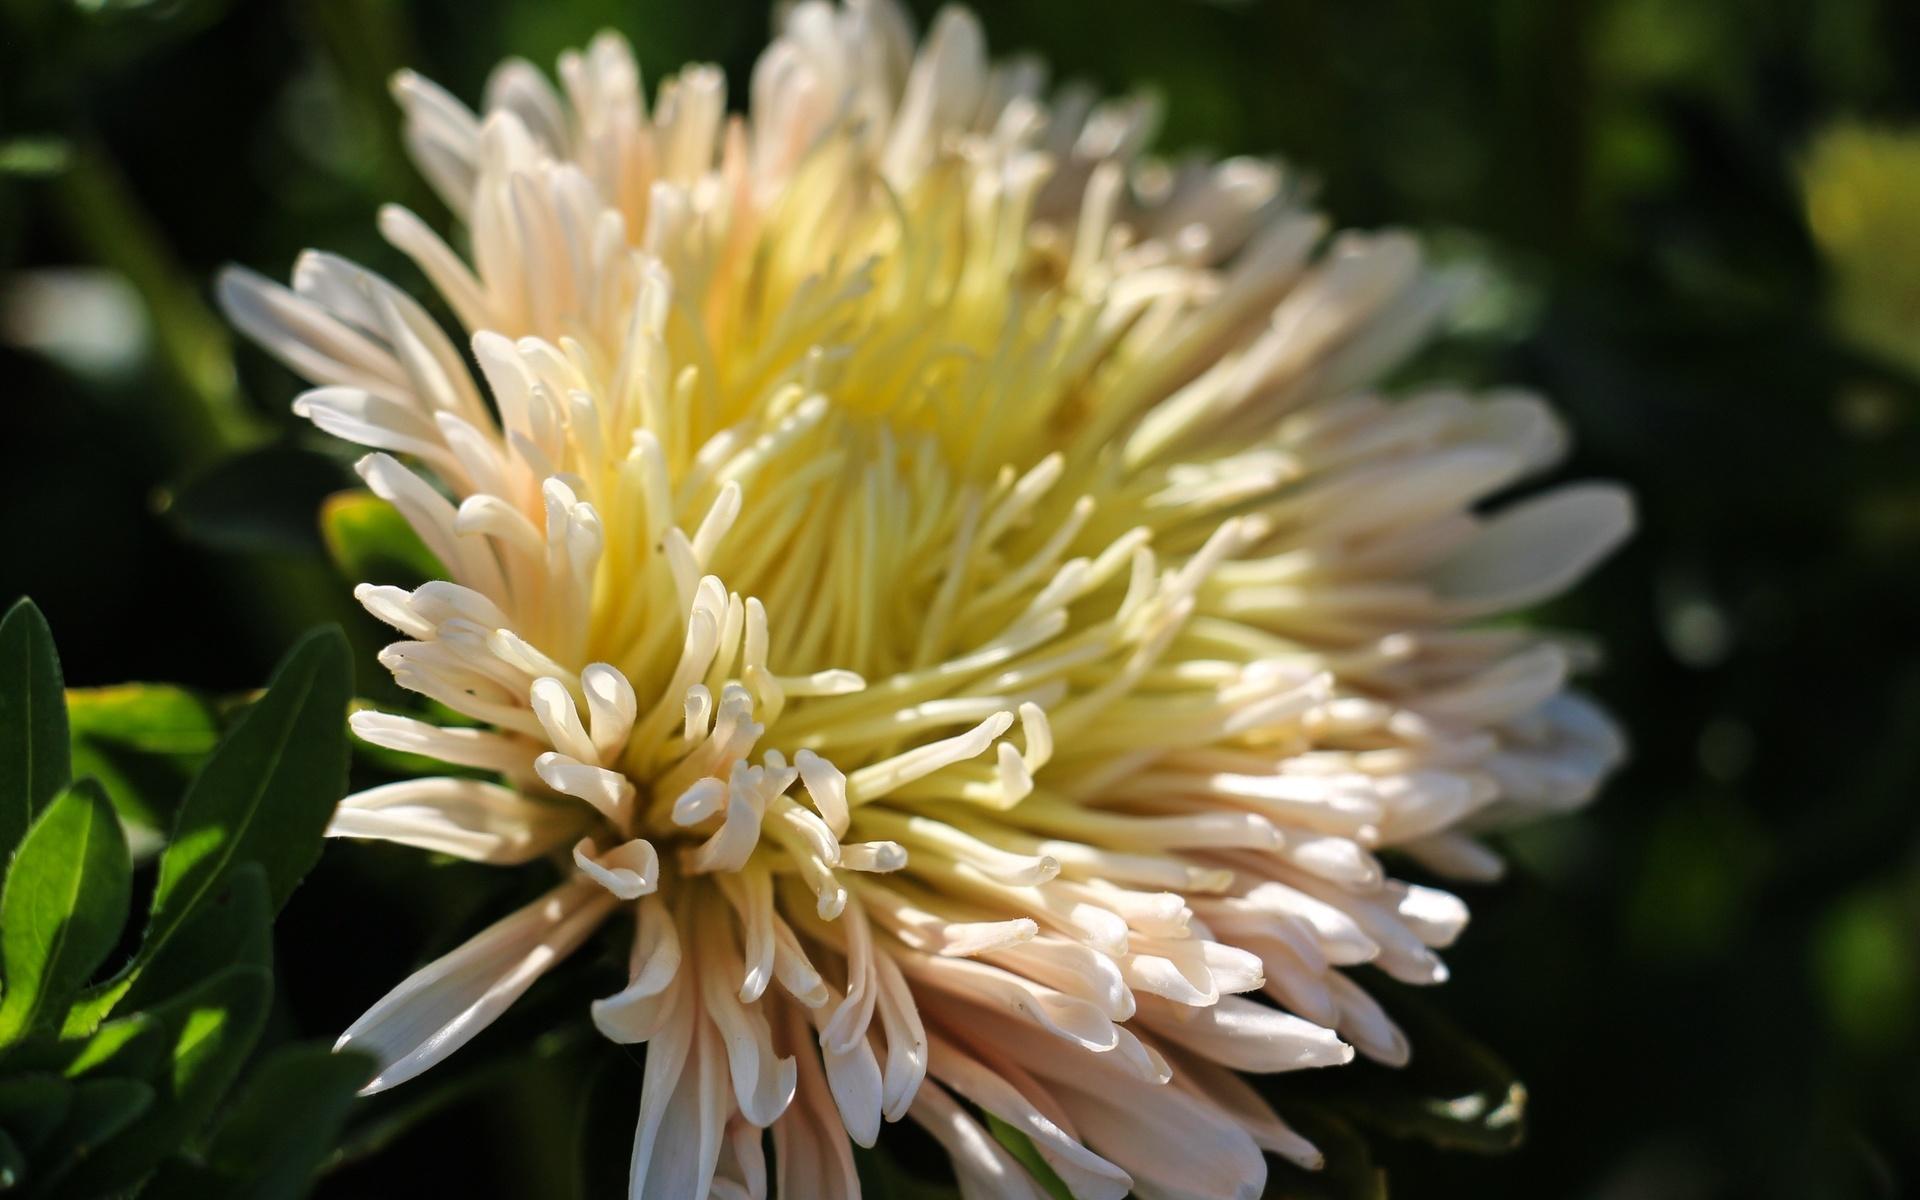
222 2 1632 1195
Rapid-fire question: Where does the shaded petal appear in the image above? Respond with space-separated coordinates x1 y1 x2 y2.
1432 483 1634 615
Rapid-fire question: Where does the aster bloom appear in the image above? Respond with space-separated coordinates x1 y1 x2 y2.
220 2 1632 1195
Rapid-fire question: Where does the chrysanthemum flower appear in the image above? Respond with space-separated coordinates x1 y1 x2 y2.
221 3 1632 1195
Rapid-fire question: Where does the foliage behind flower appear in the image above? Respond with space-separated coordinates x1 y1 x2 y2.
221 2 1632 1195
1803 122 1920 381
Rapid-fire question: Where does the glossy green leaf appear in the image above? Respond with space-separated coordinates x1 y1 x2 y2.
0 781 130 1044
63 1011 164 1080
49 965 271 1197
0 599 70 863
986 1114 1073 1200
192 1042 375 1200
115 863 271 1022
145 626 350 960
320 490 442 587
0 1009 165 1082
67 684 220 840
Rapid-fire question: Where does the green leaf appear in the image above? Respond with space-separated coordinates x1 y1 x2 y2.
1377 1001 1527 1154
164 444 353 557
134 1158 225 1198
336 1020 591 1176
1262 1108 1388 1200
0 1010 165 1081
0 1074 72 1150
115 863 270 1018
49 965 271 1197
570 1055 637 1200
320 490 442 587
63 1011 164 1080
985 1114 1073 1200
67 684 220 842
0 781 130 1044
191 1042 374 1200
32 1076 154 1193
0 138 71 178
145 627 350 961
0 599 70 862
1287 984 1528 1156
852 1143 963 1200
0 1126 21 1191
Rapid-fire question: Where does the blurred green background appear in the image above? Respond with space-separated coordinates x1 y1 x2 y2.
4 0 1920 1196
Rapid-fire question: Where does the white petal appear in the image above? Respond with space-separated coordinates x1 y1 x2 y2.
338 878 613 1092
1050 1071 1267 1200
629 972 727 1200
349 710 535 777
328 777 584 863
1162 1048 1323 1170
872 952 928 1122
926 1033 1132 1200
794 749 850 836
773 1004 862 1200
1132 993 1352 1073
1432 483 1634 615
814 987 884 1146
593 895 684 1044
907 1080 1048 1200
571 836 659 900
583 662 639 762
535 751 634 824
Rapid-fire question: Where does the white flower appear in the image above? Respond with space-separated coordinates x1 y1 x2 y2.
221 3 1632 1196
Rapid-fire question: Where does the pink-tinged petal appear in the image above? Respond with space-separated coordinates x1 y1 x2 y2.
908 1078 1049 1200
1050 1068 1267 1200
926 1032 1132 1200
629 970 728 1199
773 1004 861 1200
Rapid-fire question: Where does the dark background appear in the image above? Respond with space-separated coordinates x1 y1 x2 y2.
4 0 1919 1196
